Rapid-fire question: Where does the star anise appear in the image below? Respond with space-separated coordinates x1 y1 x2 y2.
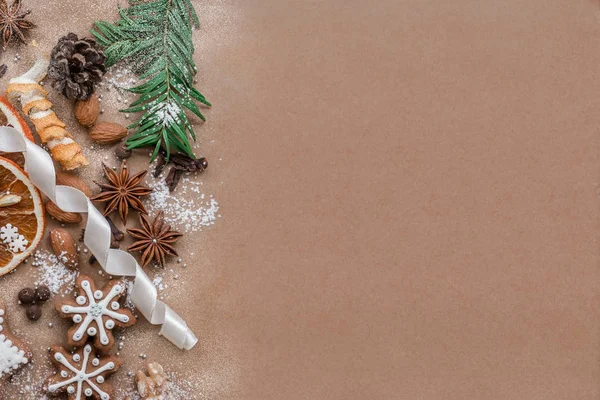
91 160 153 225
127 211 183 267
0 0 34 49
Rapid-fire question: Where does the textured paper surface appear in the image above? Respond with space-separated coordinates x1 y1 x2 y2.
1 0 599 399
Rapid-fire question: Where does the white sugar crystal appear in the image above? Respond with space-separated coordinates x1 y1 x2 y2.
32 250 78 294
145 173 220 233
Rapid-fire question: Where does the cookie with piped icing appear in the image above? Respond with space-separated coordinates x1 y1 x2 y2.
55 274 136 353
44 344 122 400
0 299 31 381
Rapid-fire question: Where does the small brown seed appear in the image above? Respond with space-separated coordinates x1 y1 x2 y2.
115 142 132 159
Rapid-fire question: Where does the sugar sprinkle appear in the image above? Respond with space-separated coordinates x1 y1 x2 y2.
31 250 78 294
145 173 221 233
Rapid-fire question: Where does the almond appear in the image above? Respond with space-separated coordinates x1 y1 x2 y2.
56 172 92 197
89 122 128 144
46 201 82 224
49 228 79 269
74 94 100 127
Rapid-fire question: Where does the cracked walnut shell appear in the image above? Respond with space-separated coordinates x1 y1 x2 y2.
133 362 168 399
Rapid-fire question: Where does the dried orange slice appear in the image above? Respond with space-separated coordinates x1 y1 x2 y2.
0 96 33 140
0 95 33 168
0 156 44 276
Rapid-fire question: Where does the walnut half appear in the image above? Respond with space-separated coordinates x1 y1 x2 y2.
135 362 168 399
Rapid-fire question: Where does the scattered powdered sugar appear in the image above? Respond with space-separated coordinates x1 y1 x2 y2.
122 279 136 311
152 271 173 300
30 250 78 294
145 173 221 233
6 359 53 400
153 272 167 292
99 64 137 102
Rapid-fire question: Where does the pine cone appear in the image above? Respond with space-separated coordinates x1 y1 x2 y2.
48 33 106 101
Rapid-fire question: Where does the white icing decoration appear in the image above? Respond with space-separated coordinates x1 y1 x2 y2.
62 281 129 345
48 345 114 400
0 126 198 350
0 308 28 378
0 224 28 252
92 358 100 366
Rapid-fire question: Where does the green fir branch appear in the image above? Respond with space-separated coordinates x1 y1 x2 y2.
92 0 210 160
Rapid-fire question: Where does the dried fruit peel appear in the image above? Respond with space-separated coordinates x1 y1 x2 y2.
0 156 45 275
6 55 88 170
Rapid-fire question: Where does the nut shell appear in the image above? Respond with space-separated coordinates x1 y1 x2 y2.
55 172 92 197
49 228 79 268
89 122 128 144
136 362 167 399
74 93 100 127
46 201 82 224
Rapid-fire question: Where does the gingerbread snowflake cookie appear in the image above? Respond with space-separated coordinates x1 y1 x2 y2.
56 275 135 352
0 300 30 380
44 344 122 400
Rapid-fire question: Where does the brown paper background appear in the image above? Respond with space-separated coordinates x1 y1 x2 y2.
1 0 599 399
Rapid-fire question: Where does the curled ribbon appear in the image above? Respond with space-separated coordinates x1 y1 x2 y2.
0 127 198 350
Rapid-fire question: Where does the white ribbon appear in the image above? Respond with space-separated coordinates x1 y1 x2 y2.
0 127 198 350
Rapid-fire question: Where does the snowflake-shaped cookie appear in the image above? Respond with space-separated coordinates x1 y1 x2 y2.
0 300 30 379
44 344 122 400
56 275 136 352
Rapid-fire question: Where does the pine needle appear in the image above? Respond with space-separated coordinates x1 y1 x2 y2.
92 0 210 160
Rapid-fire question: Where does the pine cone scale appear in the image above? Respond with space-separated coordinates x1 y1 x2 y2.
48 32 106 101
